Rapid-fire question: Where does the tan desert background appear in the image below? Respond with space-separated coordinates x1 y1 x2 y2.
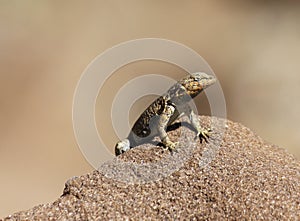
1 1 300 217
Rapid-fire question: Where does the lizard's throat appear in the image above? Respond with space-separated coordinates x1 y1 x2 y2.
188 89 203 98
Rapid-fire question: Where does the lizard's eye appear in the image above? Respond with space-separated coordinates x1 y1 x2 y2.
194 77 200 82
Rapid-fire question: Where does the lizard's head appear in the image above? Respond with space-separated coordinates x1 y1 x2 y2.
180 72 216 98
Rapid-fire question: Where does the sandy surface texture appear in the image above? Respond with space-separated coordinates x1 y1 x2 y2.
2 116 300 220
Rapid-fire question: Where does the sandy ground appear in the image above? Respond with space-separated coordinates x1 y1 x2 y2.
2 116 299 220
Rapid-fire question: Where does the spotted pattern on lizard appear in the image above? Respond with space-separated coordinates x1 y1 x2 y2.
115 72 217 156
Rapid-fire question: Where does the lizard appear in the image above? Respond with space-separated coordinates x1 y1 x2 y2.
115 72 217 156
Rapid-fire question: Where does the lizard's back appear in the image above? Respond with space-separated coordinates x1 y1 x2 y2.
128 84 184 146
128 95 166 146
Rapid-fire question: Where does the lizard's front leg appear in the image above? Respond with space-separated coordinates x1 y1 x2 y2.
187 107 211 143
157 104 178 151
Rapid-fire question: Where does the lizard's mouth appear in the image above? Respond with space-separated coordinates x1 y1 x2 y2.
200 77 217 89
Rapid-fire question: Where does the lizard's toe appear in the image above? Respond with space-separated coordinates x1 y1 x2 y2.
163 140 179 151
197 128 212 144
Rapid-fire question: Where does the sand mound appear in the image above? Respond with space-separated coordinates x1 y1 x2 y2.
2 116 300 220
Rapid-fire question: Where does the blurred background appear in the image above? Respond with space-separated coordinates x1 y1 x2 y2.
1 0 300 217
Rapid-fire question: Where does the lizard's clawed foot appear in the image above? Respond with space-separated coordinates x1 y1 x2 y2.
196 128 212 143
115 139 130 156
163 139 179 151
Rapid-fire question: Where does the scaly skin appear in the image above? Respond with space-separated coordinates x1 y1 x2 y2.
115 72 217 156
